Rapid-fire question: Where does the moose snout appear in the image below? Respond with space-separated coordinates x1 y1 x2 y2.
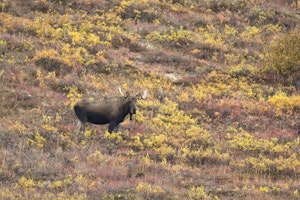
132 108 136 114
130 107 137 120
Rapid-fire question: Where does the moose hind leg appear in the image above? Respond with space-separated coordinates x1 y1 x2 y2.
76 121 86 137
108 122 118 133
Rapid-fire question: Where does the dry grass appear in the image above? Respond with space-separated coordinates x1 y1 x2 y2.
0 0 299 199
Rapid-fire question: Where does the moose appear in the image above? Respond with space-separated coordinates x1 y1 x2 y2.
74 87 147 135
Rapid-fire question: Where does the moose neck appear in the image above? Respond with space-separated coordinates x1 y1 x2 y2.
118 98 131 117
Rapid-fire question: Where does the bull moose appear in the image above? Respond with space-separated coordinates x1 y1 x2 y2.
74 87 147 135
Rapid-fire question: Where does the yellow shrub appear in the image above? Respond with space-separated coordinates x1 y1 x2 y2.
87 150 105 166
69 31 86 45
185 186 208 199
268 92 300 113
86 33 101 46
294 189 299 198
65 86 82 109
130 136 144 150
26 132 46 148
34 49 59 60
146 26 193 46
258 186 269 193
223 24 238 37
136 182 163 195
8 121 27 135
16 176 35 188
241 26 261 41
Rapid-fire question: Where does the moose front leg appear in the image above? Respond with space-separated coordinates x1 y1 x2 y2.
76 120 86 137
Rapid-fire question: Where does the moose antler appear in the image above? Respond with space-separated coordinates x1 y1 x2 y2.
141 89 148 99
136 89 148 99
119 87 147 99
118 87 130 97
118 87 125 97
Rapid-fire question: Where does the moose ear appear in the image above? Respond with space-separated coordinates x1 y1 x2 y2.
125 91 130 97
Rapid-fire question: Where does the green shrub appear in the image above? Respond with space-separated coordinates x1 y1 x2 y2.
264 31 300 78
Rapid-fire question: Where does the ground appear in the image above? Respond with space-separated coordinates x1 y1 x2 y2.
0 0 300 199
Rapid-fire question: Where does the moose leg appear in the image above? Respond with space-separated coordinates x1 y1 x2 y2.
76 120 86 137
108 121 117 133
80 121 86 133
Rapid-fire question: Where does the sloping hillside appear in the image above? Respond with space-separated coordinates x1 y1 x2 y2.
0 0 300 199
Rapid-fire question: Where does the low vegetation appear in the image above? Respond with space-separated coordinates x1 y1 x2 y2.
0 0 299 199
